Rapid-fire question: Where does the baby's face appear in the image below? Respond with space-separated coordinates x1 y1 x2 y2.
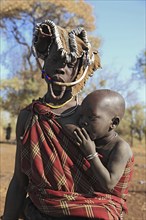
78 97 112 141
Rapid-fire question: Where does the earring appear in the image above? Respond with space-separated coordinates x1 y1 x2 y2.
42 70 52 82
42 69 45 74
41 69 45 78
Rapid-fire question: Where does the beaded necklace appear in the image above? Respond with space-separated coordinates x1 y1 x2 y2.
43 95 79 118
44 96 74 109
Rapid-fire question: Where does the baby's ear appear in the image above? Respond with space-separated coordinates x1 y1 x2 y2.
111 116 120 129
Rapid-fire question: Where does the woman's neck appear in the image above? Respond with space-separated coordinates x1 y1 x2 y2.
43 91 80 115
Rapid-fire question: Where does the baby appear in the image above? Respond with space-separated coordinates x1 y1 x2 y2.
73 89 134 193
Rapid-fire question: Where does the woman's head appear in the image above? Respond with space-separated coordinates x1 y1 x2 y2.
32 20 101 100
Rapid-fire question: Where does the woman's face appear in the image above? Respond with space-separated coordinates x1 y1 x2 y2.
43 43 80 100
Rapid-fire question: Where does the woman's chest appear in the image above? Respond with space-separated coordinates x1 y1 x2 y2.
56 108 80 137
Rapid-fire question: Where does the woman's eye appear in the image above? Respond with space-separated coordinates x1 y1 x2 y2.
67 62 76 68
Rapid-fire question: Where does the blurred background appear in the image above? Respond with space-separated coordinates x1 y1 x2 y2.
0 0 145 145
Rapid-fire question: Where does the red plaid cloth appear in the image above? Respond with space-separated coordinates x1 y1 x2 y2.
112 156 134 199
21 100 134 219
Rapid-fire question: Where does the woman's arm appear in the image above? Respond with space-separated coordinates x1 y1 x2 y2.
2 110 30 220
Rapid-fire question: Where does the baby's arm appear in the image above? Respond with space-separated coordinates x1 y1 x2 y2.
74 127 96 156
74 128 132 192
93 143 132 192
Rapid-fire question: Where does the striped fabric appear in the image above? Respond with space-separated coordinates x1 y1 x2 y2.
21 101 134 220
111 156 134 199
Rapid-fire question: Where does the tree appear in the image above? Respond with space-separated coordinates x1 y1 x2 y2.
0 0 100 73
0 0 100 116
80 67 139 106
132 50 146 83
117 104 146 146
0 69 47 116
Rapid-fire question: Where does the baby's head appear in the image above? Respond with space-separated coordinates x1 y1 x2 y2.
84 89 125 120
79 89 125 140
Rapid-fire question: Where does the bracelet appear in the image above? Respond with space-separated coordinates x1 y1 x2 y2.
86 152 98 161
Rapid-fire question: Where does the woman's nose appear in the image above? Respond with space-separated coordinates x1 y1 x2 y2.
55 68 65 75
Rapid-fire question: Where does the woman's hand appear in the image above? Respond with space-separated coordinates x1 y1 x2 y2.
74 127 96 156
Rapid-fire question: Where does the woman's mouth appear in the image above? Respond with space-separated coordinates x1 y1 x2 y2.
49 83 66 100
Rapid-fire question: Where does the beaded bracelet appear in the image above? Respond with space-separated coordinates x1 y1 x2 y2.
86 152 98 161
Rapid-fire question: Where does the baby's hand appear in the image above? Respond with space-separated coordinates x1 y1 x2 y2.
74 127 96 156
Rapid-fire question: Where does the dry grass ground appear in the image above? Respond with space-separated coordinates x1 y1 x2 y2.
0 143 145 219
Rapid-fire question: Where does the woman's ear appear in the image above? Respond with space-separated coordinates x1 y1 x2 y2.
110 116 120 129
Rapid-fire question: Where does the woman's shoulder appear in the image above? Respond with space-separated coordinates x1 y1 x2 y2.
16 108 32 138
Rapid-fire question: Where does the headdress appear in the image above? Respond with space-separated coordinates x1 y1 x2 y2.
32 20 101 95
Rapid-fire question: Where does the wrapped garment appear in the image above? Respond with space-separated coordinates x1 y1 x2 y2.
21 101 134 220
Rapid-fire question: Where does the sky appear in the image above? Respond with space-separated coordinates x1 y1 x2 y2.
86 0 145 103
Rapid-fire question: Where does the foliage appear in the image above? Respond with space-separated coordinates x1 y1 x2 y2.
80 68 139 106
0 0 100 116
0 0 95 30
117 104 146 146
132 50 146 83
0 70 47 116
0 0 99 72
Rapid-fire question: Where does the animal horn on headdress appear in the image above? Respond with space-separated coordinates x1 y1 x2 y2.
32 20 92 63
